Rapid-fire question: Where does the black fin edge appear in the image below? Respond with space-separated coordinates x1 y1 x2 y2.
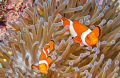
50 39 55 43
47 56 52 59
94 25 101 38
31 64 34 69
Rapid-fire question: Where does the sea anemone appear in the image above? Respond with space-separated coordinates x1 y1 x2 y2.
0 0 120 78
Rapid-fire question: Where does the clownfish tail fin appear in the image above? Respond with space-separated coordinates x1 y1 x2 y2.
31 64 38 69
31 64 34 69
92 26 101 38
50 39 55 43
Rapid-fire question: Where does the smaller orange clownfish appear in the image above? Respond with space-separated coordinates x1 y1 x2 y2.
56 13 101 46
38 9 43 16
31 40 54 73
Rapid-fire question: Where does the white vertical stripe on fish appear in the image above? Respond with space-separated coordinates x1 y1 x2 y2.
43 49 48 58
39 60 48 67
61 19 63 25
81 29 92 45
69 20 77 37
47 49 50 53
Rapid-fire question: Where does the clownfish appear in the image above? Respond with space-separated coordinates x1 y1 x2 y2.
56 13 101 46
38 9 43 16
31 40 54 73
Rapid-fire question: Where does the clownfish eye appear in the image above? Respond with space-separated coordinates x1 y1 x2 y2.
87 37 89 39
45 64 46 66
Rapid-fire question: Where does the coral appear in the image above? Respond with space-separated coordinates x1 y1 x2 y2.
6 0 33 29
0 0 120 78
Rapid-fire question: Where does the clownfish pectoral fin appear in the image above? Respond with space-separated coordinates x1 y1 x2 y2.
72 36 82 43
49 40 55 51
47 56 52 65
31 64 39 69
92 26 101 38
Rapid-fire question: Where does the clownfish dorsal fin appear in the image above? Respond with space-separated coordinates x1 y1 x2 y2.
72 36 82 43
47 56 52 65
92 26 101 38
31 64 38 69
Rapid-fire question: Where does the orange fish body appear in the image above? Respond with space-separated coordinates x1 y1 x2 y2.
32 40 54 73
56 13 101 46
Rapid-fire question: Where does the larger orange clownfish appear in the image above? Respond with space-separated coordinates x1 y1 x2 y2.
56 13 101 46
31 40 54 73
